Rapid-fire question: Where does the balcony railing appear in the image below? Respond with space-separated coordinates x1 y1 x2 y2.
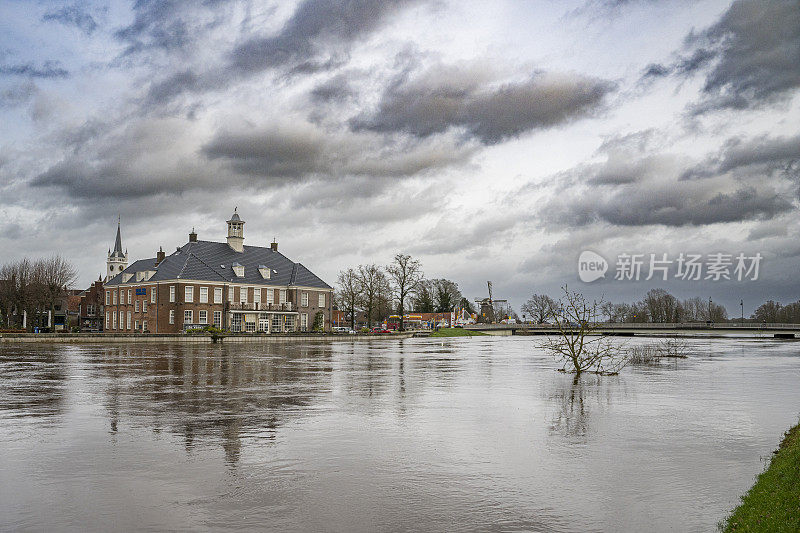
228 302 295 312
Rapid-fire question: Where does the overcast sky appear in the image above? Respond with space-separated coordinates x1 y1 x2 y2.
1 0 798 315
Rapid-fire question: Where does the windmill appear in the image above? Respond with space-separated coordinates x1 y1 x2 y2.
475 281 508 323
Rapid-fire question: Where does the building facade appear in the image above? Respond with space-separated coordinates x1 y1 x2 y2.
78 279 105 332
103 210 333 333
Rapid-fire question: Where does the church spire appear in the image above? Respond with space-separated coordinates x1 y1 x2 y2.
114 216 123 254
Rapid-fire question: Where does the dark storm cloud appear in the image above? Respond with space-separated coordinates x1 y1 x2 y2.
113 0 199 56
42 4 99 35
141 0 423 106
550 185 792 227
537 131 797 228
30 118 223 200
0 61 69 79
643 0 800 112
680 134 800 180
229 0 419 74
202 124 476 179
30 116 475 202
351 65 615 144
310 72 356 103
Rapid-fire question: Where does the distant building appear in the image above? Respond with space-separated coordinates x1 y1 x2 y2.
78 278 105 332
103 210 333 333
384 310 474 330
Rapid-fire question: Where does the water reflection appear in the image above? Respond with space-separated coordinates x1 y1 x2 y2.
93 343 333 464
2 337 799 532
548 373 626 443
0 349 68 420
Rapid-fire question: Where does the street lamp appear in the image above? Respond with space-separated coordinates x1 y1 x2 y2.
740 299 744 324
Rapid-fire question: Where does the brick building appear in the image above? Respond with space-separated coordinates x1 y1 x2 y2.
78 278 105 331
103 210 333 333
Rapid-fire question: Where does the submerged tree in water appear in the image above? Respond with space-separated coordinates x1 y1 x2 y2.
539 285 628 375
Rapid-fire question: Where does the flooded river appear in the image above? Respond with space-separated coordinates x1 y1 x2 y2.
1 336 799 532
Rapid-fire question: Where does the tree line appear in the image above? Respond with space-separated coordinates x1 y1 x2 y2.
0 256 78 331
335 253 472 331
523 288 731 323
524 287 800 324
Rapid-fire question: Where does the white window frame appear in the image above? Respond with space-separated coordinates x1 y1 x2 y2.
214 287 222 304
169 285 176 303
301 292 308 307
151 288 156 304
318 293 325 307
266 289 274 305
113 313 117 329
239 287 248 304
199 310 207 324
135 300 139 313
105 291 110 305
143 300 147 313
142 320 148 332
106 312 110 329
127 290 132 304
113 291 117 305
119 311 124 329
253 287 261 304
228 286 234 302
184 310 192 324
279 289 286 304
127 311 131 330
213 311 222 328
185 286 194 303
134 320 139 331
301 313 308 330
199 287 208 303
169 309 175 324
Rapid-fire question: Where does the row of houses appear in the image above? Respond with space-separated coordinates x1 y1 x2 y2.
74 209 334 334
332 309 475 331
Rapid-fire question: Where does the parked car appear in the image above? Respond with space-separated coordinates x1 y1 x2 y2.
333 326 349 333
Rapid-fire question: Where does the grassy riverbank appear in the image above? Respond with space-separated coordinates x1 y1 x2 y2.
429 328 487 337
723 420 800 532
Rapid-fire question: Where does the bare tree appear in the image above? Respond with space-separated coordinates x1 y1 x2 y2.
386 253 423 331
538 286 628 375
336 268 362 330
357 264 388 328
37 255 78 328
522 294 556 323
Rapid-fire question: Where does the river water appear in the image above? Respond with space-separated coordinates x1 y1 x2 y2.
1 336 799 532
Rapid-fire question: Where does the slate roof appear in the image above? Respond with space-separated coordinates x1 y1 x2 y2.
105 240 331 289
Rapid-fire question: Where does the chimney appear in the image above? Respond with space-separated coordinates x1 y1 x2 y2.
189 228 197 242
271 241 278 252
156 247 166 265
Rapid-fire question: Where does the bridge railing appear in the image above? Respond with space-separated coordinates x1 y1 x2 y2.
468 322 800 330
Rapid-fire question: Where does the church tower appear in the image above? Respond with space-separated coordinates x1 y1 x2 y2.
226 208 245 252
106 218 128 281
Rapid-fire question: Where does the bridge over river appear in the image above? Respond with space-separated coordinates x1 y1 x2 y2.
464 323 800 339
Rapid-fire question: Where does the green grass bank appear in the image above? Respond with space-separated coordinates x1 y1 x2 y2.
723 420 800 532
429 328 487 337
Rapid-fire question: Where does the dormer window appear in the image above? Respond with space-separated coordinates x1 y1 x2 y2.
258 265 270 279
122 273 133 283
232 262 244 277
